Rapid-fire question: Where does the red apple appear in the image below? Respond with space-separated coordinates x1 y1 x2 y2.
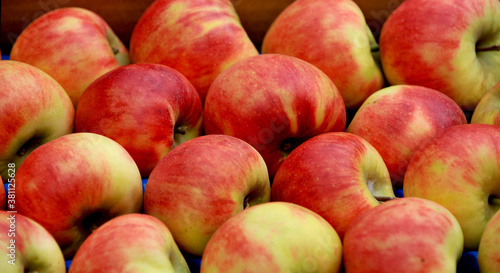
471 81 500 125
0 60 74 183
478 209 500 273
144 134 271 256
130 0 259 104
75 63 203 177
272 132 395 239
379 0 500 110
204 54 346 179
69 214 190 273
16 133 143 258
10 7 129 108
347 85 467 188
262 0 384 109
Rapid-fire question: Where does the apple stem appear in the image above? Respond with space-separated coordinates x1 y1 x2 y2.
371 44 380 52
490 196 500 207
476 45 500 52
374 196 398 203
174 125 188 135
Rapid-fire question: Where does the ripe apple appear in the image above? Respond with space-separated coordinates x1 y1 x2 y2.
0 211 66 272
262 0 384 109
478 210 500 273
69 213 190 273
343 197 464 273
130 0 259 104
347 85 467 188
471 81 500 125
0 60 74 183
75 63 203 177
404 124 500 250
10 7 130 108
0 183 5 210
201 202 342 273
204 54 346 179
272 132 395 239
16 133 143 259
379 0 500 110
144 134 271 256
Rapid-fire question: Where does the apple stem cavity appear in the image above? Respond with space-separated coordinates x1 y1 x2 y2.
243 195 250 210
174 125 188 136
489 195 500 207
371 44 380 52
374 196 398 203
476 44 500 52
111 47 119 55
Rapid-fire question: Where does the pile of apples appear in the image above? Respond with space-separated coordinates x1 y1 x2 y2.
1 0 500 272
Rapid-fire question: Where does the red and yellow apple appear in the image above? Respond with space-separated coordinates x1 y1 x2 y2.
478 209 500 273
69 213 190 273
347 85 467 188
272 132 395 239
10 7 129 108
201 202 343 273
0 60 74 183
75 63 203 178
204 54 346 179
262 0 384 109
144 134 271 256
404 124 500 250
471 81 500 125
16 133 143 258
130 0 258 104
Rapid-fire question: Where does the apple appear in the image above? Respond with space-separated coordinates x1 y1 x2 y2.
201 202 342 273
10 7 130 108
69 213 190 273
272 132 395 239
262 0 384 109
144 134 271 256
347 85 467 188
0 60 74 183
404 124 500 250
379 0 500 111
130 0 259 104
75 63 203 178
204 54 346 179
343 197 464 273
0 183 5 210
478 209 500 273
0 210 66 273
471 81 500 125
15 132 143 259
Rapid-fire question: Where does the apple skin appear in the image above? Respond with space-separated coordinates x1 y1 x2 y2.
478 210 500 273
0 184 5 210
201 202 342 273
343 197 464 273
404 124 500 250
0 211 66 273
379 0 500 110
347 85 467 188
204 54 346 179
75 63 203 178
272 132 395 239
10 7 129 108
262 0 384 109
471 81 500 125
144 134 271 256
69 213 190 273
130 0 259 104
15 133 143 259
0 61 74 183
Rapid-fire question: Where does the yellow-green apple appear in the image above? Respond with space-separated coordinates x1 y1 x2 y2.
262 0 384 109
10 7 130 108
200 202 343 273
75 63 203 178
272 132 395 239
0 61 74 183
0 211 66 273
471 82 500 125
379 0 500 110
347 85 467 188
130 0 258 104
16 133 143 259
204 54 346 179
343 197 464 273
69 213 190 273
144 134 271 256
478 210 500 273
404 124 500 250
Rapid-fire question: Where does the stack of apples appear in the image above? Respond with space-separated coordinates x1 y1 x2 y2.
1 0 500 272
